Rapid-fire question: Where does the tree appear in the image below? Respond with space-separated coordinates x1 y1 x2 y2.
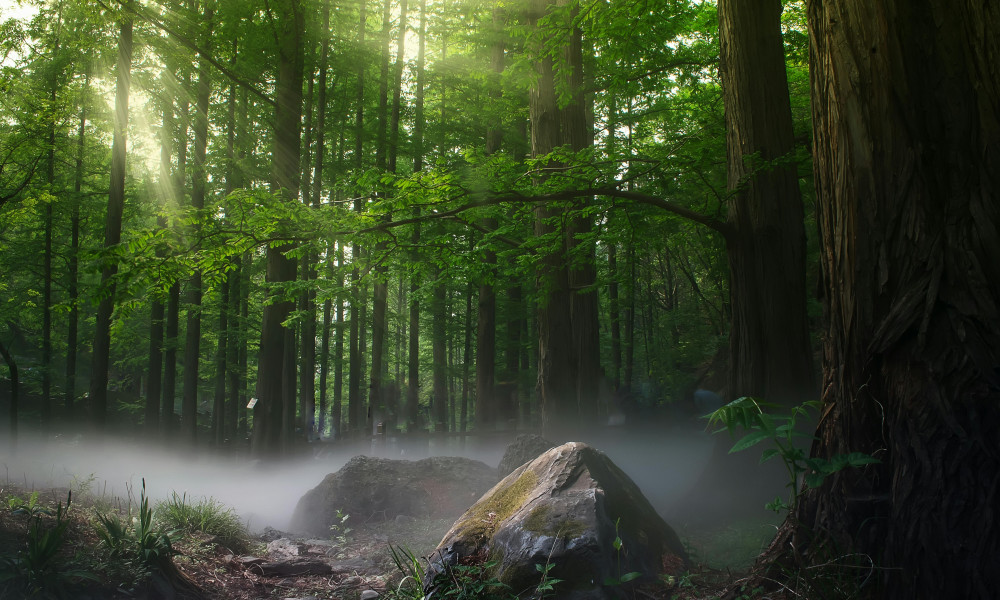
718 0 813 406
760 2 1000 599
88 2 133 431
252 0 305 456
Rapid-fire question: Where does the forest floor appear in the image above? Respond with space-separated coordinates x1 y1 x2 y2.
0 481 765 600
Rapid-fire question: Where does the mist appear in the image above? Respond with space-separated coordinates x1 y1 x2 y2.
0 419 784 540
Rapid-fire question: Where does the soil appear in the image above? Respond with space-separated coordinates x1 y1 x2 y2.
0 482 741 600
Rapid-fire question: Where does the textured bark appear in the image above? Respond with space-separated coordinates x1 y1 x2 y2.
528 0 576 434
785 2 1000 599
88 9 132 430
718 0 814 405
406 0 427 432
253 0 305 457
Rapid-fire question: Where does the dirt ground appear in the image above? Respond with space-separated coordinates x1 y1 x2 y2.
0 481 748 600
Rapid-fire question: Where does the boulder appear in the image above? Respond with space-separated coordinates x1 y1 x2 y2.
425 442 688 600
290 455 498 536
498 434 556 478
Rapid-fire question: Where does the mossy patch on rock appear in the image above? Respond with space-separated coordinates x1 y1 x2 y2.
456 469 538 542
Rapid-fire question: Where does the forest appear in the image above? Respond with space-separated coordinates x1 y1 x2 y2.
0 0 997 599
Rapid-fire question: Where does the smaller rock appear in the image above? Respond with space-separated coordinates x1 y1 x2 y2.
267 538 304 559
360 590 380 600
497 433 556 478
340 575 363 586
394 514 417 524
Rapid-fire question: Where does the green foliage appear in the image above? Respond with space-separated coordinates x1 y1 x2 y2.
328 508 353 549
93 480 176 577
430 560 515 600
155 491 250 552
603 517 641 587
386 544 427 600
0 492 97 599
707 398 879 513
534 561 563 599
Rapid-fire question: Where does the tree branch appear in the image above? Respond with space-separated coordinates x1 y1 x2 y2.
119 0 276 108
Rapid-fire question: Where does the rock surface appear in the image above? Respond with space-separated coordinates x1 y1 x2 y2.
497 434 556 479
290 455 498 536
425 442 688 600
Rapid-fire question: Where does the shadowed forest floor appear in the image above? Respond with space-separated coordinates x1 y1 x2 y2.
0 479 775 599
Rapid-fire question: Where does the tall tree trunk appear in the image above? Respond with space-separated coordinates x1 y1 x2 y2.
88 6 133 431
1 339 17 453
314 3 331 437
348 0 367 435
461 282 473 434
719 0 813 406
334 244 346 438
182 3 214 443
146 93 173 435
212 276 229 446
406 0 426 432
253 0 305 457
608 243 621 391
431 269 447 432
66 70 89 417
299 56 317 441
781 3 1000 599
528 4 575 435
163 69 189 437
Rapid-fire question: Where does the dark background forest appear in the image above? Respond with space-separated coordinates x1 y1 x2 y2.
0 0 997 598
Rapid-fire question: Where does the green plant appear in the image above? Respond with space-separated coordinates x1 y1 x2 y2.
8 491 50 518
94 480 176 575
431 560 515 600
329 508 352 547
603 517 641 587
707 397 879 513
387 544 427 599
155 491 250 552
534 561 563 599
0 491 97 599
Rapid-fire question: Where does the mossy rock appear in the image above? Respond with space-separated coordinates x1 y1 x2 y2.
425 442 689 600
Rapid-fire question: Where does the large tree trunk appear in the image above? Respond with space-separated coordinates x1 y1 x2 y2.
719 0 813 406
783 2 1000 599
253 0 305 457
88 7 133 431
527 0 577 435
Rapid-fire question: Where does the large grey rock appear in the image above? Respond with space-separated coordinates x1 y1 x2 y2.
290 455 498 536
425 442 689 600
498 434 556 478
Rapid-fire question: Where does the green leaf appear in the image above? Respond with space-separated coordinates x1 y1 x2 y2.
620 571 642 583
729 429 771 453
760 448 781 463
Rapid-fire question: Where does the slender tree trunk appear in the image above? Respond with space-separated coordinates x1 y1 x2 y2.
608 243 621 391
432 269 447 432
406 0 427 432
334 244 345 438
146 96 172 434
314 4 332 437
66 70 89 417
182 4 214 443
348 0 367 436
89 7 133 431
163 70 189 437
461 283 473 434
212 276 229 446
1 339 17 454
299 57 317 441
